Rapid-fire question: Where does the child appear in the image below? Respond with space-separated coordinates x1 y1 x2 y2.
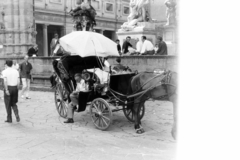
64 73 86 123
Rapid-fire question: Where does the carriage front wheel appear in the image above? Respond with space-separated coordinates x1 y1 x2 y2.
90 98 112 130
123 103 145 122
54 83 69 118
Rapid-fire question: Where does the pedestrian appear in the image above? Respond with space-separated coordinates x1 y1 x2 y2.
12 60 19 71
116 39 122 55
50 33 59 56
27 45 38 57
155 36 168 55
0 65 5 100
135 38 143 55
19 55 32 99
64 73 86 123
122 36 132 55
2 60 20 123
140 36 154 55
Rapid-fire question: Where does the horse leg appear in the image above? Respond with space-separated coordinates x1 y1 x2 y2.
169 94 177 140
133 98 146 134
138 101 145 133
133 99 143 134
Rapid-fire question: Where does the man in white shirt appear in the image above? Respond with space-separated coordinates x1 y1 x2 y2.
64 73 86 123
136 38 143 55
140 36 155 55
2 60 20 123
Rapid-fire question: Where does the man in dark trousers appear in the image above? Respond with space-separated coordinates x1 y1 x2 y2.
20 55 32 99
2 60 20 123
155 36 168 55
122 36 132 55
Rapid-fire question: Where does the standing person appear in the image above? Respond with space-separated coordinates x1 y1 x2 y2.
19 55 32 99
122 36 132 55
140 36 154 55
135 38 143 55
155 36 168 55
116 39 121 55
27 45 38 57
50 33 59 56
12 60 19 71
64 73 86 123
2 60 20 123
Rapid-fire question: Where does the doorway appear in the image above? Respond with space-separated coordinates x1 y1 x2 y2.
47 25 64 56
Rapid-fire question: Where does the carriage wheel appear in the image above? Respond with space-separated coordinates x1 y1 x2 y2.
54 83 69 118
123 103 145 122
90 98 112 130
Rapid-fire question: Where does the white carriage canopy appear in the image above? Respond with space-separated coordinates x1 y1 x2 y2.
59 31 120 57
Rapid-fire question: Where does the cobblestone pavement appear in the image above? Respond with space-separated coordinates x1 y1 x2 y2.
0 91 176 160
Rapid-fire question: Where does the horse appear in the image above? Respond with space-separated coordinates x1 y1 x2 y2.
129 70 177 139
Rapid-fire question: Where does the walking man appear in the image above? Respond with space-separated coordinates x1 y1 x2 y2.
20 55 32 99
2 60 20 123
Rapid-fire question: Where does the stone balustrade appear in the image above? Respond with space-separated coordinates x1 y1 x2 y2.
0 55 177 75
0 56 177 88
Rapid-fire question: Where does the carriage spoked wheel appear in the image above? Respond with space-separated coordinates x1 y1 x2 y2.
90 98 112 130
54 83 69 118
123 103 145 122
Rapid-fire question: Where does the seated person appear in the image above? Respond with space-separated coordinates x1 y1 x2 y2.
64 73 86 123
27 45 38 57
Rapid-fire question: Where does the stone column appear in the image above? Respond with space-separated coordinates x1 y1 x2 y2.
43 24 48 57
0 0 34 56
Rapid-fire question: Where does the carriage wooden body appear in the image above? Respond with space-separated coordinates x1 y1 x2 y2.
52 55 145 130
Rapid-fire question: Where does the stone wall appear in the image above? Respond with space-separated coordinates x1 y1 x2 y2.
0 0 35 56
0 56 177 76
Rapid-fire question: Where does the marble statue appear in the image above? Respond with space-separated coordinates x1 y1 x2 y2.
121 0 150 31
164 0 176 26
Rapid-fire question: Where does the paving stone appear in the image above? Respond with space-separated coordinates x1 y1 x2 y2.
0 91 176 160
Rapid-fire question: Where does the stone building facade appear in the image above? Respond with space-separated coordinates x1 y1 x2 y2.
0 0 177 57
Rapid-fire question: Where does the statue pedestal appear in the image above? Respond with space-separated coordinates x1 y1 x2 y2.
116 22 157 49
161 25 177 55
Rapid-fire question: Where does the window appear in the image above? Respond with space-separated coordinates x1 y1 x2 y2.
49 0 62 4
106 3 113 12
92 1 100 10
123 6 130 15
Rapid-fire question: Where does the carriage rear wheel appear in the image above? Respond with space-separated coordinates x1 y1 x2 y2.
54 83 69 118
90 98 112 130
123 104 145 122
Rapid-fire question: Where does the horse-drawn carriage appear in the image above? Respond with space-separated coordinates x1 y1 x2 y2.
52 54 146 130
51 3 177 138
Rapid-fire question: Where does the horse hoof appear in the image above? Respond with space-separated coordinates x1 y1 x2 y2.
136 128 143 134
140 128 145 133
